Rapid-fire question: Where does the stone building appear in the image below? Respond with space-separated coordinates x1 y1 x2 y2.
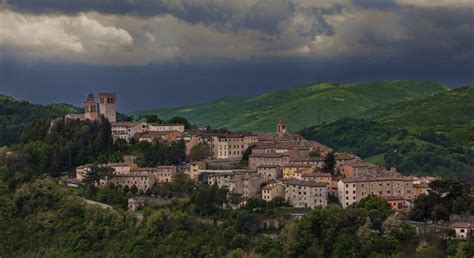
289 157 325 168
135 131 183 143
281 164 315 179
130 166 177 183
148 123 185 133
248 153 290 170
98 93 117 123
262 183 285 202
207 171 263 198
65 91 117 123
111 121 148 142
183 161 207 182
338 176 415 208
256 165 282 181
339 163 381 178
105 174 154 192
283 179 328 208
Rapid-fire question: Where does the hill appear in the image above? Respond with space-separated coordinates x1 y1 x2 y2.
131 80 449 132
0 94 79 146
300 87 474 180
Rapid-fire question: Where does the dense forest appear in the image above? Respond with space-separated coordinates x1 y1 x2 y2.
0 96 77 146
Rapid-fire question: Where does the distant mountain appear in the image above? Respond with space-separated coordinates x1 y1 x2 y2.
300 87 474 180
131 80 449 132
0 94 79 146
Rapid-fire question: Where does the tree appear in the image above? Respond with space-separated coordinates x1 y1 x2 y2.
83 165 114 187
168 117 191 129
309 150 321 158
241 144 256 165
357 217 378 253
322 152 335 174
144 115 162 123
189 142 210 161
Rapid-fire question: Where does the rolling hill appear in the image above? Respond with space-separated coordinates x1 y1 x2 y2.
0 94 79 146
131 80 449 132
300 87 474 180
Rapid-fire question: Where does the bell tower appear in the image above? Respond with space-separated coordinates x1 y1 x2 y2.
99 93 117 122
276 121 288 137
84 91 99 121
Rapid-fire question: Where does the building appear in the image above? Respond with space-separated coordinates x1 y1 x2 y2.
283 179 328 208
98 93 117 123
282 164 315 179
450 223 473 239
148 123 185 133
276 121 288 137
289 157 325 168
111 121 148 142
256 165 282 181
130 166 177 183
338 176 415 208
252 142 311 158
183 161 207 182
335 152 361 167
383 196 411 211
136 131 183 143
76 162 136 182
339 163 381 178
248 153 290 170
413 183 430 199
105 174 154 192
207 171 263 198
65 91 117 123
262 183 285 202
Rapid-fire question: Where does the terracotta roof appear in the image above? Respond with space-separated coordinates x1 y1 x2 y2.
137 131 182 138
335 152 357 160
149 123 185 127
301 172 332 177
282 179 327 187
340 176 414 183
249 153 289 158
111 121 143 127
450 222 472 228
281 164 314 168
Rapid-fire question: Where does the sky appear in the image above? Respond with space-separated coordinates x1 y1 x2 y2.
0 0 473 113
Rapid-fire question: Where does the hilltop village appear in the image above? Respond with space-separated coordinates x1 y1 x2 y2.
64 92 445 221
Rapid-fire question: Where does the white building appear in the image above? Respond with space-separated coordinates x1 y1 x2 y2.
283 179 328 208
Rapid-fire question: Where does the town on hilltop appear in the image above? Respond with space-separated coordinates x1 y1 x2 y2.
62 91 469 239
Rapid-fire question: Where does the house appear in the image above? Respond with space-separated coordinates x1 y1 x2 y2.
450 223 472 239
281 164 315 179
256 165 282 181
207 171 263 198
111 121 148 142
413 183 430 199
335 152 361 167
283 179 328 208
75 162 136 182
147 123 185 133
338 163 380 178
289 157 325 168
248 153 290 170
183 161 207 182
262 184 285 202
105 174 155 192
130 166 177 183
383 196 411 211
338 176 415 208
135 131 183 143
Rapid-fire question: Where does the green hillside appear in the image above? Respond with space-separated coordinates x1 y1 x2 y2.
131 80 449 132
300 87 474 180
0 94 79 146
356 87 474 147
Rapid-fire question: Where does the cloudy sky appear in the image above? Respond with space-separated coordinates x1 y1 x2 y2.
0 0 473 112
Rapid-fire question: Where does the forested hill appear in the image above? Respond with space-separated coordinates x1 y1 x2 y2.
300 87 474 181
0 94 78 146
131 80 449 132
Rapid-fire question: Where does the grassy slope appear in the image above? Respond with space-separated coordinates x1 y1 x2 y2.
131 80 449 132
356 87 474 147
300 87 474 180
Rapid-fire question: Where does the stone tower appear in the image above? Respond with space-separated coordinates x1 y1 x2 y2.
276 121 288 137
99 93 117 122
84 91 99 121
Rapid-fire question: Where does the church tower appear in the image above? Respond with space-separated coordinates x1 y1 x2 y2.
276 121 288 137
99 93 117 122
84 91 99 121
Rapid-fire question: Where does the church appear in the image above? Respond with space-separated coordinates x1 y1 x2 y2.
65 92 117 122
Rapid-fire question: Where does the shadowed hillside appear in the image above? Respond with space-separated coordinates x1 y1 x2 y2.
132 80 449 132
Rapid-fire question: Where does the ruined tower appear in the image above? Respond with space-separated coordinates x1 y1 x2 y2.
276 121 288 137
84 91 99 121
99 93 117 122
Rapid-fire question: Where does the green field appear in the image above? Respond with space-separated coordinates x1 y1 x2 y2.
131 80 449 132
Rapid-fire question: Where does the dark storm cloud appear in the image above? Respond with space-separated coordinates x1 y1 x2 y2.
0 0 473 111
